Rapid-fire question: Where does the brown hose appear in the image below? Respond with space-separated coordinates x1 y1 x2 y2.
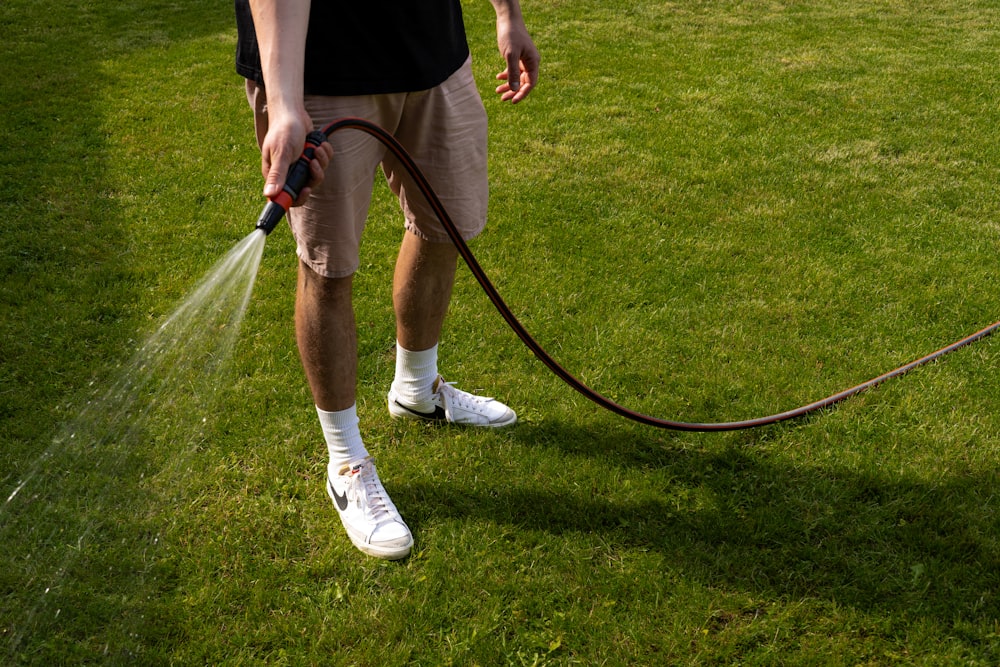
320 117 999 432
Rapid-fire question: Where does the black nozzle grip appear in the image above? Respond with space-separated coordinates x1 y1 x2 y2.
255 130 329 235
279 130 328 203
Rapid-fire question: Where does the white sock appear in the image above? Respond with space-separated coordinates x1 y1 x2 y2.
317 404 369 477
391 341 438 408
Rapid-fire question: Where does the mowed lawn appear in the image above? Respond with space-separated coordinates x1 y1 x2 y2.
2 0 999 664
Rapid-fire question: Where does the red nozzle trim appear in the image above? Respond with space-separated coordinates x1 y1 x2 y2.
271 190 294 211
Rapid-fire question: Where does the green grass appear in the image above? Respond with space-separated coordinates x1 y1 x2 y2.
3 0 1000 664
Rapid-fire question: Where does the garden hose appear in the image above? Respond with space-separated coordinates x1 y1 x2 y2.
254 117 1000 432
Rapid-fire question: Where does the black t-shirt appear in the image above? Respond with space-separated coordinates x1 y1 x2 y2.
235 1 470 96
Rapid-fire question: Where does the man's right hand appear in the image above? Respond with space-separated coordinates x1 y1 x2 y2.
260 110 333 206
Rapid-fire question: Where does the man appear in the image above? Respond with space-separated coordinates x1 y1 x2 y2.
235 0 539 560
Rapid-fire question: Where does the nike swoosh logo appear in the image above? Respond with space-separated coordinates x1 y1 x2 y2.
328 478 349 511
393 400 446 421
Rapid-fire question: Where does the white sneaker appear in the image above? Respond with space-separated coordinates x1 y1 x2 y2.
326 457 412 560
388 375 517 428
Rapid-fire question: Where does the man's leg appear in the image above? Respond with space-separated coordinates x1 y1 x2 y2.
392 231 458 352
388 232 516 427
296 259 412 560
389 232 455 406
295 260 358 412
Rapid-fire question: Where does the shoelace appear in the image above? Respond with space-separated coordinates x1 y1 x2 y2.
437 380 493 411
349 461 396 524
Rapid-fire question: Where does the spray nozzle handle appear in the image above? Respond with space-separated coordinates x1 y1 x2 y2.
255 130 329 235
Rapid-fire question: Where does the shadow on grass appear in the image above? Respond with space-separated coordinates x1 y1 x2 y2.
395 419 998 627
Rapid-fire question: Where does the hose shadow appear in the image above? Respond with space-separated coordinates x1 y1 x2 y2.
394 420 999 626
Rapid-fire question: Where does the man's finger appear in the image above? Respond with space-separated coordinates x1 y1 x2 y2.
264 168 284 199
506 54 521 92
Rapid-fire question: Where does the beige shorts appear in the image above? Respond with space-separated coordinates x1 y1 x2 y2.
246 58 489 278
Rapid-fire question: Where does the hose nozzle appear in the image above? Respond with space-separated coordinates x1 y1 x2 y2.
254 200 287 236
255 130 329 235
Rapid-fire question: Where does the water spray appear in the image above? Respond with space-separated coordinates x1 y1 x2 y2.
256 117 1000 432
